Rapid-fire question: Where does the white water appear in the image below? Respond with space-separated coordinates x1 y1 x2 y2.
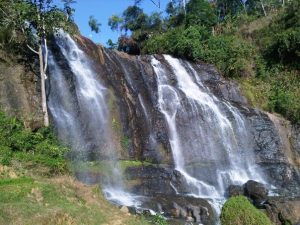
48 34 268 221
103 188 143 207
48 32 136 206
151 55 266 200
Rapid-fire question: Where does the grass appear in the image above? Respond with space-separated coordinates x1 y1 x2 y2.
0 111 151 225
0 164 151 225
238 77 271 110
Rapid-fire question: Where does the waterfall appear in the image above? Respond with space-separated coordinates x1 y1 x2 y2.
48 32 140 208
151 55 265 198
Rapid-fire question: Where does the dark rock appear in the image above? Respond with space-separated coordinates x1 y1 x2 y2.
125 165 189 196
244 180 268 206
141 194 215 225
227 185 244 197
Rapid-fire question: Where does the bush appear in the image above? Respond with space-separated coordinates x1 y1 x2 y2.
200 35 256 77
267 70 300 123
266 28 300 69
143 28 256 78
220 196 273 225
0 111 69 173
151 213 168 225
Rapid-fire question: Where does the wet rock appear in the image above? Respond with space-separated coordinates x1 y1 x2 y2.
141 194 215 225
263 196 300 225
125 166 180 195
244 180 268 206
291 124 300 156
227 185 243 197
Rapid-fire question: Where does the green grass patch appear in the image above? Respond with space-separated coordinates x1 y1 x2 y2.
0 177 33 186
0 172 150 225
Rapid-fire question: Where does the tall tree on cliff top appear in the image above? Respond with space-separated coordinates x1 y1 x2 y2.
0 0 74 127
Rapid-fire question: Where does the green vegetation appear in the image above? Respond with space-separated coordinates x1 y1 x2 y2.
151 213 168 225
121 136 132 151
89 16 101 34
0 165 150 225
0 110 150 225
109 0 300 123
0 0 77 127
220 196 273 225
0 111 69 174
71 160 153 176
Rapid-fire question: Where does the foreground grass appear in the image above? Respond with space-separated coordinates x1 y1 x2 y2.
0 112 150 225
0 164 150 225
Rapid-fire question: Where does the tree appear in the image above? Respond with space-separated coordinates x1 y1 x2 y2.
106 39 118 49
134 0 161 8
0 0 74 127
186 0 218 27
88 16 101 33
108 15 123 32
122 6 147 32
62 0 76 21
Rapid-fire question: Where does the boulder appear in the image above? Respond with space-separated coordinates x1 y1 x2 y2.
120 205 129 213
244 180 268 206
227 185 243 197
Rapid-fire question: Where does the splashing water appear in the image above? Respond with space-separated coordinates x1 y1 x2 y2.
151 55 266 200
48 32 136 205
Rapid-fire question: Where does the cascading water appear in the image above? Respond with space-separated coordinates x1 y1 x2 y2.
48 32 140 208
43 31 300 224
151 55 266 199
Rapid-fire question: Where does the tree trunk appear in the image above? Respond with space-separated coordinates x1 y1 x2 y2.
39 44 49 127
260 0 267 16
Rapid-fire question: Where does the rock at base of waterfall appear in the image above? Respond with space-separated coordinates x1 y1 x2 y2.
264 196 300 225
186 216 194 222
227 185 244 197
244 180 268 206
141 194 215 225
120 205 129 213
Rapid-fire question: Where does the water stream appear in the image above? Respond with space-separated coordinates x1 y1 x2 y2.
48 32 140 207
151 55 266 210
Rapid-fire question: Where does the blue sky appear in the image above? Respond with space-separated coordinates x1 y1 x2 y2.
58 0 170 46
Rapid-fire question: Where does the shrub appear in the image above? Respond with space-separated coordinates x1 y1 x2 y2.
151 213 168 225
267 70 300 123
220 196 273 225
0 111 69 173
265 28 300 69
143 29 256 78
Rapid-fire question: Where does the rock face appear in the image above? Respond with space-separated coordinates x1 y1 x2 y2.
264 197 300 225
0 50 43 129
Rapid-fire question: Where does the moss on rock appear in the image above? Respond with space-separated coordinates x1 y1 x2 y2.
221 196 273 225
